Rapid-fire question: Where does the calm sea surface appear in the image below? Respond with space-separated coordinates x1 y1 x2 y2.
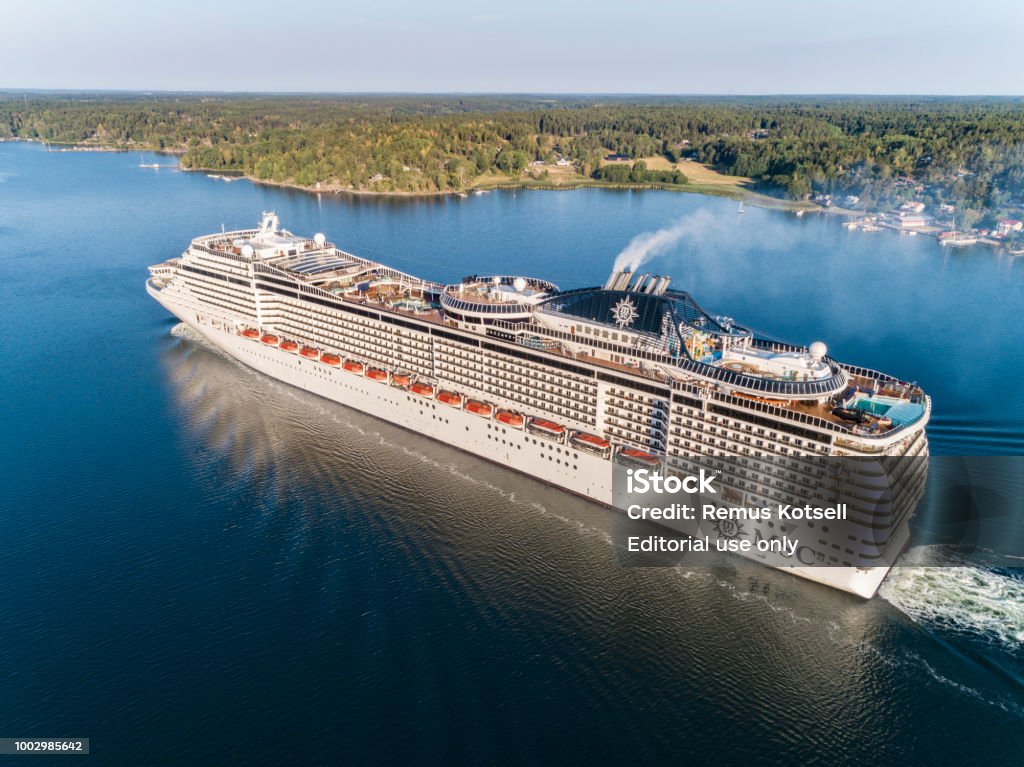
1 142 1023 765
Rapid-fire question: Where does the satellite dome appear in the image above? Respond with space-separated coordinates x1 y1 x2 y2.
313 233 326 247
512 277 527 292
809 341 827 361
241 244 255 258
492 276 502 285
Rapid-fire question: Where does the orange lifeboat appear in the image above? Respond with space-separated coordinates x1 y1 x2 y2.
410 382 434 397
343 360 365 375
571 432 611 451
528 418 565 436
367 368 389 382
495 410 525 428
437 390 462 408
619 448 660 467
391 373 411 389
299 346 319 359
279 340 299 352
260 334 279 345
465 400 493 417
241 328 260 340
320 353 342 366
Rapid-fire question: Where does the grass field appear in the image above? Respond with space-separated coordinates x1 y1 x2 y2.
485 154 823 212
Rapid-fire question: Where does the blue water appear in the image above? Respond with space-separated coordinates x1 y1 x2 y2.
2 142 1023 765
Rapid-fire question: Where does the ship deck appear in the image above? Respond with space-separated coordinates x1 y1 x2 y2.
192 233 926 441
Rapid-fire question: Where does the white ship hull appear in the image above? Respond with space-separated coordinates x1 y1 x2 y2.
150 279 897 598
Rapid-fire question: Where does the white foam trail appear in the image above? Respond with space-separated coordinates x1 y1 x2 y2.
611 210 714 274
880 547 1024 652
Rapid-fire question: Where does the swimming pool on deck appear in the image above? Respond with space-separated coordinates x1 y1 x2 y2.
853 396 926 425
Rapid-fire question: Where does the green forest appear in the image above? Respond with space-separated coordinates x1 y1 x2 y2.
4 93 1024 224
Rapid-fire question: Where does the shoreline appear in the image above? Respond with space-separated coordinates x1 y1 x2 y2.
17 138 1020 248
183 162 826 214
3 136 823 213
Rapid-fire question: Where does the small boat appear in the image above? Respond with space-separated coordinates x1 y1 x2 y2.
528 418 565 436
241 328 260 339
367 368 389 382
320 353 342 366
391 373 411 389
495 410 525 428
343 360 365 375
465 400 493 417
410 382 434 397
279 340 299 352
260 334 280 345
437 390 462 407
299 346 319 358
618 448 660 467
571 432 611 451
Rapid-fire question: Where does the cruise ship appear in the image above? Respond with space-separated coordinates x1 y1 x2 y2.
147 212 930 598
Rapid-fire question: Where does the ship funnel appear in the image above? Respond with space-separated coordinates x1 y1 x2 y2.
630 272 649 291
644 275 660 294
603 271 622 290
611 270 632 291
654 276 671 295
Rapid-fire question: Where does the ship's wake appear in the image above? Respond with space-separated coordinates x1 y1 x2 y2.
881 546 1024 653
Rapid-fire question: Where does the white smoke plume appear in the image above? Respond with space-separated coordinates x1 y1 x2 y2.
612 211 714 273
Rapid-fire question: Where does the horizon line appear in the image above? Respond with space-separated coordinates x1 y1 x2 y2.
2 88 1024 99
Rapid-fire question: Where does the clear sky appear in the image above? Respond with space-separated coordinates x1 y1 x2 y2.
5 0 1022 94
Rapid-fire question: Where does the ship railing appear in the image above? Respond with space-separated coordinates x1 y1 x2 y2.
461 275 559 293
708 389 928 444
485 318 849 397
441 293 534 315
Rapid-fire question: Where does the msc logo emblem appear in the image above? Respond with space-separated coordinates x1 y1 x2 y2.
610 296 639 329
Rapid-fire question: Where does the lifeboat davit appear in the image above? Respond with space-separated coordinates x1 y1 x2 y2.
299 346 319 359
437 390 462 407
367 368 389 382
495 410 525 428
619 448 660 467
320 353 342 366
260 334 280 345
571 432 611 450
391 374 411 389
465 400 493 417
241 328 260 339
528 418 565 435
279 340 299 352
410 382 434 397
343 360 365 375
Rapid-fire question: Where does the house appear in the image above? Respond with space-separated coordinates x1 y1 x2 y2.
996 219 1023 236
844 195 860 206
901 201 926 214
895 213 929 229
555 157 572 167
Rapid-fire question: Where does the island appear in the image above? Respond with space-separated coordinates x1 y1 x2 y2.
4 93 1024 243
